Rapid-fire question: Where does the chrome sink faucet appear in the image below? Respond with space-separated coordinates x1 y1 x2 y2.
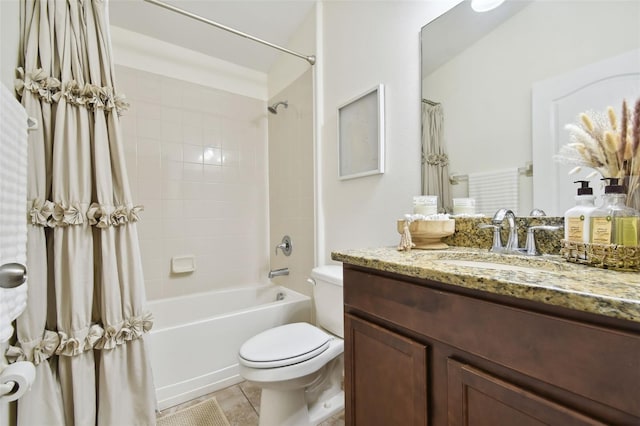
479 209 562 256
492 208 519 252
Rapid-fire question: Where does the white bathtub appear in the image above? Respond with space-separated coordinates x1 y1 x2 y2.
147 285 311 410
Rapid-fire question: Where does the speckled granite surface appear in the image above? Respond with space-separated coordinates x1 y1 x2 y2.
443 217 564 254
331 246 640 323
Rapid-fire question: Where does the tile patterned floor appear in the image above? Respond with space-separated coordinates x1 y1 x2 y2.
156 381 345 426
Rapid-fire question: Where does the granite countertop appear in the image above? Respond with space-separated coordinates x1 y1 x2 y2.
331 246 640 323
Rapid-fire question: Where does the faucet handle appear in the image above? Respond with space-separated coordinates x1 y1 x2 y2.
478 223 500 229
478 223 503 252
525 225 562 256
528 208 547 217
275 235 293 256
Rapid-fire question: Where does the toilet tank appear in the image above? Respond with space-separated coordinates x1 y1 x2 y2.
310 265 344 338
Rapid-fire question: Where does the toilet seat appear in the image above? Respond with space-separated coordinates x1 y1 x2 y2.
239 337 344 385
239 322 332 369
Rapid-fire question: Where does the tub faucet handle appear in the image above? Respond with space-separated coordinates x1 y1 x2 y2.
275 235 293 256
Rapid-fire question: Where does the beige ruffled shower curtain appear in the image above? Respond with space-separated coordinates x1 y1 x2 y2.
422 101 452 213
6 0 156 424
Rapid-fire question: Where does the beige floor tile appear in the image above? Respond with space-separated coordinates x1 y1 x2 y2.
214 384 259 426
155 381 343 426
239 381 262 413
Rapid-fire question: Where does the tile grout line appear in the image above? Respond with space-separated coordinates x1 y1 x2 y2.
238 384 260 416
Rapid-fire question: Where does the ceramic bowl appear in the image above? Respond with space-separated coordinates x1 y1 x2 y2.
397 219 455 250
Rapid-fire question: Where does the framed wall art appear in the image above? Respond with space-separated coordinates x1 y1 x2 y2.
337 84 385 180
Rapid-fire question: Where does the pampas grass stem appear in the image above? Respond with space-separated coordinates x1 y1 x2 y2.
608 106 617 130
580 113 594 132
632 98 640 157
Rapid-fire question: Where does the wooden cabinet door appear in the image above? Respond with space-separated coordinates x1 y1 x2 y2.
447 358 606 426
345 314 428 426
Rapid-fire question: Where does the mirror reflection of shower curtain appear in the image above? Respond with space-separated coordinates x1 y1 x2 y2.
422 101 452 212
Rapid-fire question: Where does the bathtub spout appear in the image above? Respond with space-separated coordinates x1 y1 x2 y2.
268 268 289 279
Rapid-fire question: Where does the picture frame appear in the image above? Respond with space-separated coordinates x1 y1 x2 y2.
337 84 385 180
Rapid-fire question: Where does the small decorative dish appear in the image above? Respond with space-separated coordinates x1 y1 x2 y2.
397 219 455 250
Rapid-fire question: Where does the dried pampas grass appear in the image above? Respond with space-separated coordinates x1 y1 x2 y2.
554 98 640 207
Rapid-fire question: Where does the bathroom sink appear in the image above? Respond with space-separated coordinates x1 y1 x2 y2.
435 259 547 274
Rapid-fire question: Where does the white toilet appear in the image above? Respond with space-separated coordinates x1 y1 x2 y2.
238 265 344 426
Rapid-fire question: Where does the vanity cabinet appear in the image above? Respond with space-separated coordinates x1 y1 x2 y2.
343 265 640 426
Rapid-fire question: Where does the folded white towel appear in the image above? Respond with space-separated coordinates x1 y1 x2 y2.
403 213 451 222
468 168 519 217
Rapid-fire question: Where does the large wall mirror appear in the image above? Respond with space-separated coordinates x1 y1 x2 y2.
421 0 640 217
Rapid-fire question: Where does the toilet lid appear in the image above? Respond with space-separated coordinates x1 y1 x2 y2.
239 322 331 369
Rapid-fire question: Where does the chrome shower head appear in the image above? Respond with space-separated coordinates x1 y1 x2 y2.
268 101 288 114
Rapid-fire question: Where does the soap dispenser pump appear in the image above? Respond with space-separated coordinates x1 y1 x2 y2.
564 180 596 244
590 178 640 246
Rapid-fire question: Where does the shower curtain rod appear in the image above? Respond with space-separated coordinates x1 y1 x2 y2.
142 0 316 66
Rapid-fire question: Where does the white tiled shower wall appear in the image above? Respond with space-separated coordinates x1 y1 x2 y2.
116 65 269 300
268 70 314 297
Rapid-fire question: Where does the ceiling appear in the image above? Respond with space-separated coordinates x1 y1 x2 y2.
108 0 316 74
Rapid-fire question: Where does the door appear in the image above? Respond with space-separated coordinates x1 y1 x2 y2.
532 49 640 216
345 314 428 426
447 358 605 426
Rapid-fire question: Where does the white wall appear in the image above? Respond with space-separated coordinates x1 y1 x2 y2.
319 1 458 264
110 26 267 100
268 4 316 100
268 70 315 297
